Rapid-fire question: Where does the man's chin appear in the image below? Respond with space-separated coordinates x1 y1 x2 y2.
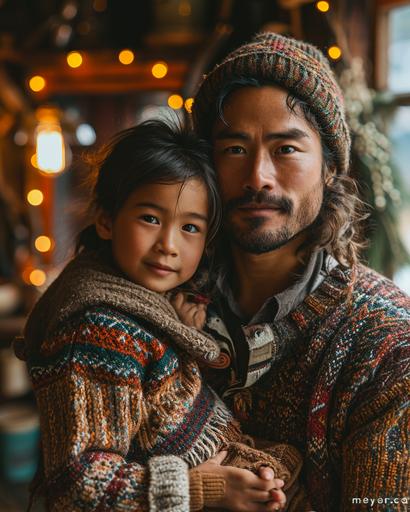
229 227 294 254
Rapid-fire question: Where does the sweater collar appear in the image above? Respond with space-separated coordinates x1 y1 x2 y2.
209 260 352 395
216 251 339 324
22 250 220 364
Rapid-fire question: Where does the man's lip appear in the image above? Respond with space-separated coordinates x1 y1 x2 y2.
146 262 176 272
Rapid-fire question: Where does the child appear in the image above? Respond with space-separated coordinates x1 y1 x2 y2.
20 120 303 511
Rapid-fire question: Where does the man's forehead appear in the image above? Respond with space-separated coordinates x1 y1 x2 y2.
211 86 315 139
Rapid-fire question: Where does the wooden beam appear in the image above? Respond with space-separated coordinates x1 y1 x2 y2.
26 51 189 97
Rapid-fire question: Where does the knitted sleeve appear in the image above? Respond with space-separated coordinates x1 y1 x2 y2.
341 333 410 511
29 306 216 511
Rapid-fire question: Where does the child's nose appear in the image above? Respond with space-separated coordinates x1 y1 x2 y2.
155 230 178 256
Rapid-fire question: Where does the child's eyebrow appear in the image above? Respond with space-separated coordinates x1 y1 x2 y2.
134 202 208 222
134 202 165 211
184 212 208 222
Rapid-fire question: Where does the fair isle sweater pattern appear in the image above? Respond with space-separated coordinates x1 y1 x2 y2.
28 305 241 511
206 264 410 512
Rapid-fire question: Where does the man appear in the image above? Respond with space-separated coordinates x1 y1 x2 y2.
191 32 410 511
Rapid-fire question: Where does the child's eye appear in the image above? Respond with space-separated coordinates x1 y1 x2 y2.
182 224 200 233
141 215 159 224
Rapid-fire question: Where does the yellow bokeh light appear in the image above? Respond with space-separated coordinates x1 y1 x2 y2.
168 94 183 110
316 1 330 12
328 46 342 60
27 189 44 206
152 62 168 79
29 269 46 287
119 49 135 65
29 75 46 92
184 98 194 113
31 154 38 168
35 235 52 253
67 51 83 68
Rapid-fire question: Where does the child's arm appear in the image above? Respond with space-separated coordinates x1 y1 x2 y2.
30 307 283 512
30 309 190 511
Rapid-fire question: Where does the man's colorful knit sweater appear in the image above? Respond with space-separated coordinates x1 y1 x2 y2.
19 251 302 512
206 263 410 511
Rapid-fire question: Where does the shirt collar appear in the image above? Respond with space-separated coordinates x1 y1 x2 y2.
216 250 337 324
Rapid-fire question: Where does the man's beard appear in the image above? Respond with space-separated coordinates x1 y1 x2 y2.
223 188 323 255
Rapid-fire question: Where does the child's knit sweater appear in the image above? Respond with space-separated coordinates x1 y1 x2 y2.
20 251 302 511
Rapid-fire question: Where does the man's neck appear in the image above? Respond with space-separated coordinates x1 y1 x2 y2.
230 236 309 318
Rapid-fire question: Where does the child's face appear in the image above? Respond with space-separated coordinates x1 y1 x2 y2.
96 179 209 293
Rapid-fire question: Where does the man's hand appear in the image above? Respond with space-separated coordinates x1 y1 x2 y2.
171 292 207 330
195 451 286 511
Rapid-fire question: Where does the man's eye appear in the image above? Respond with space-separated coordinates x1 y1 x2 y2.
277 145 296 154
141 215 159 224
224 146 245 155
182 224 200 233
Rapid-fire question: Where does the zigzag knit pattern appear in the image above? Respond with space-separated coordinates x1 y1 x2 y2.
218 264 410 512
28 306 242 511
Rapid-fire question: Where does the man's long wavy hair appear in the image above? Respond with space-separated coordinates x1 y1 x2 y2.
198 77 367 272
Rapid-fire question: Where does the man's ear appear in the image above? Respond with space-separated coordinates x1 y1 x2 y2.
95 209 113 240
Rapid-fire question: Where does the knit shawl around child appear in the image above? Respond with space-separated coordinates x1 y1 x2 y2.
20 250 302 512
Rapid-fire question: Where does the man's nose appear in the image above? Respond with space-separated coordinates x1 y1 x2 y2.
155 228 178 257
243 150 276 192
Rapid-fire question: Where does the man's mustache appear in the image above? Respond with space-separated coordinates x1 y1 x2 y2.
224 190 293 215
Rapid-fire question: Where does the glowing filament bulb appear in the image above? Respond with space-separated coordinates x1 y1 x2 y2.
36 127 65 173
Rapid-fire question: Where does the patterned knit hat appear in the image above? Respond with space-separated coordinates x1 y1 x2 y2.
192 32 351 175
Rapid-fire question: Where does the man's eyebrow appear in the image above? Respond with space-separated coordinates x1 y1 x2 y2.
134 202 208 222
214 127 309 141
214 131 250 141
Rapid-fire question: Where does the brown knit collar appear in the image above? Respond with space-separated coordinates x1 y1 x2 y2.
23 250 220 363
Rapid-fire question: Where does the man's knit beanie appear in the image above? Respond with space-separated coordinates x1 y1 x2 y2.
192 32 351 175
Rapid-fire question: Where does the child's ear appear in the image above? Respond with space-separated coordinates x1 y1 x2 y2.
95 209 113 240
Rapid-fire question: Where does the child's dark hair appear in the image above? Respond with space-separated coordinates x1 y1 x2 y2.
77 119 221 252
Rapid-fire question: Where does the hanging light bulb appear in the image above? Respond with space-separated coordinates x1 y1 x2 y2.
35 106 66 175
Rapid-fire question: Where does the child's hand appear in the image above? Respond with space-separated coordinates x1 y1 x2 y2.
171 292 207 330
258 466 287 510
195 451 286 511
